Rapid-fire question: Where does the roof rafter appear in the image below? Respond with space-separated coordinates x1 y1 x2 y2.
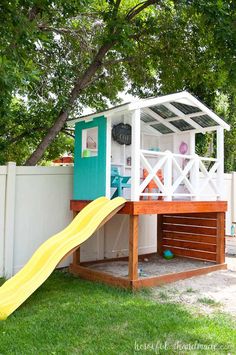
141 120 162 136
143 107 180 133
183 92 230 131
163 102 204 133
164 110 205 122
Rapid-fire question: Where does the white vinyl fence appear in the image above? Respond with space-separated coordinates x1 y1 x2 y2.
0 163 73 278
0 163 235 278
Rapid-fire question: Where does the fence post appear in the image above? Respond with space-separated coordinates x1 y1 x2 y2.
4 162 16 278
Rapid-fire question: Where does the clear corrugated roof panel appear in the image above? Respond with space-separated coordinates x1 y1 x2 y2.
170 101 201 115
191 114 219 128
141 112 155 123
151 123 174 134
150 104 176 119
170 119 194 131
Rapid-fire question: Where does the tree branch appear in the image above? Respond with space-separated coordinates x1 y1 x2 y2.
37 24 90 49
114 0 122 14
68 41 116 105
38 24 82 35
28 6 40 21
103 56 135 67
126 1 147 19
126 0 157 21
62 129 75 138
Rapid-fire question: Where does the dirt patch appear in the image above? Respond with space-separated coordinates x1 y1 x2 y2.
151 256 236 316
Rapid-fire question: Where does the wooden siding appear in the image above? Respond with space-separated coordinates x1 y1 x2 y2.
159 212 225 262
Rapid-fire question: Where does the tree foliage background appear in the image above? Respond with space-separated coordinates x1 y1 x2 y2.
0 0 235 170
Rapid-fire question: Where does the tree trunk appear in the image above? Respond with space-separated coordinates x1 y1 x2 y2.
24 42 114 165
25 110 69 166
24 0 157 165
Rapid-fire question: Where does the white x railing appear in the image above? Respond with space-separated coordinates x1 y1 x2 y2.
139 150 220 201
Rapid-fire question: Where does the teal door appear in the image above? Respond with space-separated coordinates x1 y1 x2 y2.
73 116 107 200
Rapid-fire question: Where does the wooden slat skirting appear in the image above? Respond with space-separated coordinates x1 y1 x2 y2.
162 238 216 252
163 216 217 227
163 224 217 236
163 231 216 244
160 212 225 263
162 246 216 261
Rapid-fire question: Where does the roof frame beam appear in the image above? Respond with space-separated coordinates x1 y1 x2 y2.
163 102 205 132
143 107 181 133
141 120 162 136
183 92 230 131
164 111 205 122
128 91 190 111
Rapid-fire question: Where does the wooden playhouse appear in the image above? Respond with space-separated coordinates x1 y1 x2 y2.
69 91 229 289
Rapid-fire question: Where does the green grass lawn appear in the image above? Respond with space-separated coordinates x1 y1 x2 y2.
0 270 235 355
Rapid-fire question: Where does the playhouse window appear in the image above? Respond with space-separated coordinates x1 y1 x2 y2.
81 127 98 157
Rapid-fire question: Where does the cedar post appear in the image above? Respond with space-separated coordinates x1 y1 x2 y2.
73 248 80 266
129 215 139 281
216 212 225 264
157 215 163 255
72 211 80 266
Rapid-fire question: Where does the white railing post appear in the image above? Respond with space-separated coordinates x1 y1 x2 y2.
4 162 16 278
131 109 140 201
217 127 224 200
105 116 111 198
189 132 195 155
164 150 172 201
191 155 200 200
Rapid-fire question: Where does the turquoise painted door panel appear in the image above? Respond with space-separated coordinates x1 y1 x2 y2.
73 116 107 200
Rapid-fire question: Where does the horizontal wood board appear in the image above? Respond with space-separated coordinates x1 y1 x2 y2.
160 213 221 262
71 200 227 215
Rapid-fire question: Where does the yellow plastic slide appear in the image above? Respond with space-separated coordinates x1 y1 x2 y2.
0 196 125 320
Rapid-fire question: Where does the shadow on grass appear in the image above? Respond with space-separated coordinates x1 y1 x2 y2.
0 270 235 354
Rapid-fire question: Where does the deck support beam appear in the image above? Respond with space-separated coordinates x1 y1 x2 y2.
129 215 139 281
157 215 163 255
73 248 80 266
216 212 225 264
